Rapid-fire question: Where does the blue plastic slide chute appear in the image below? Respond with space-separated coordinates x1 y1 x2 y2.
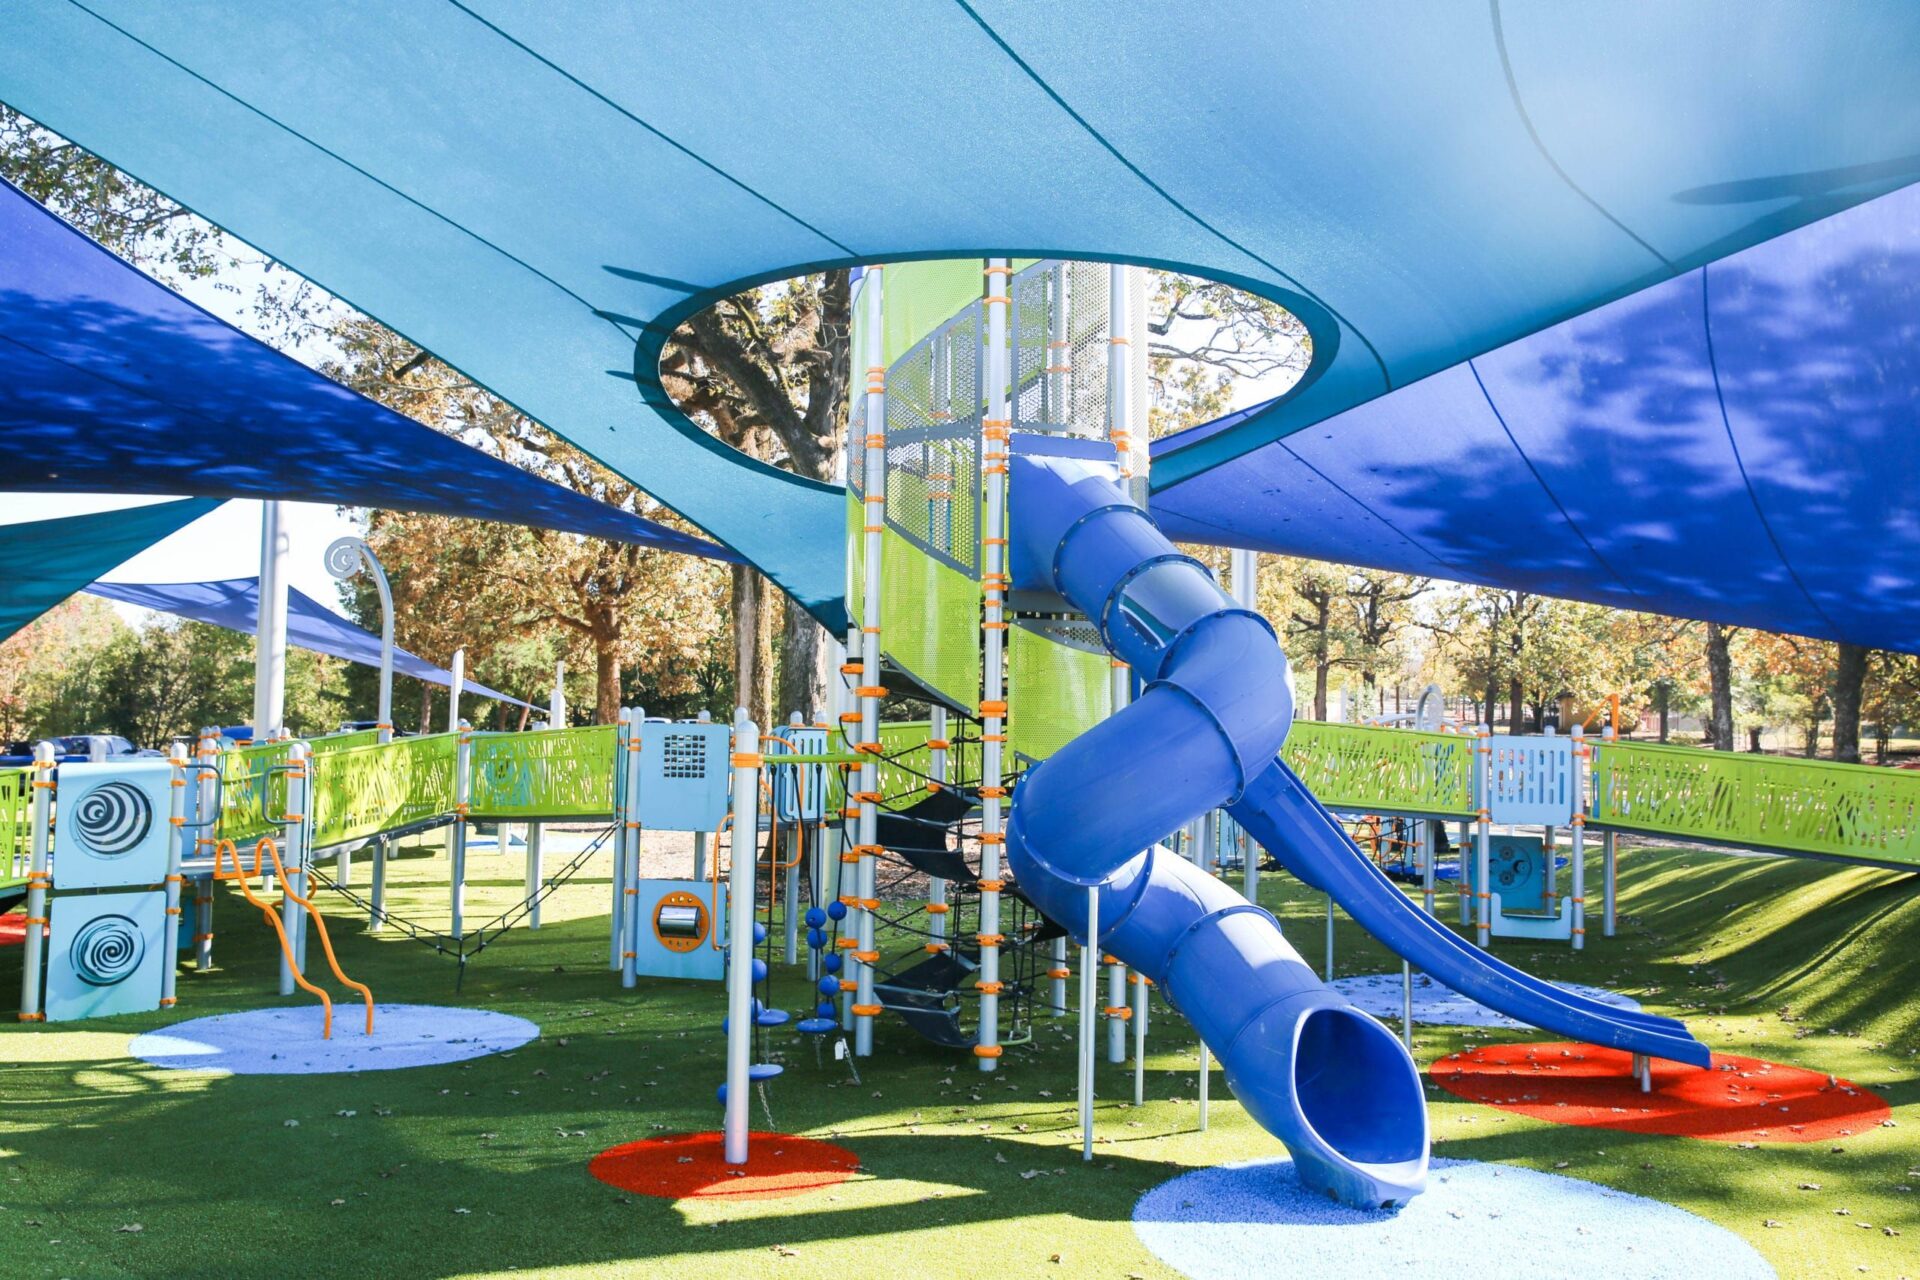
1005 456 1709 1209
1007 455 1428 1208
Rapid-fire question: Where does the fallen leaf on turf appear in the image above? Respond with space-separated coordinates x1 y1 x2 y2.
116 1224 143 1233
329 1199 346 1207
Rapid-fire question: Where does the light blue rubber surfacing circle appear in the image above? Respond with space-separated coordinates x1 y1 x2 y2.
1134 1158 1774 1280
130 1003 538 1074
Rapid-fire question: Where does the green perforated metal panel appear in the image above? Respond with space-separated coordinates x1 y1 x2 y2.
1009 625 1111 764
1591 739 1920 869
1279 722 1476 819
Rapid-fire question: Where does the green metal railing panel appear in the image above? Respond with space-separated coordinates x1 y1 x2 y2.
1280 722 1476 819
217 740 294 846
308 733 458 849
309 728 382 755
469 726 617 820
1591 740 1920 868
1 767 31 878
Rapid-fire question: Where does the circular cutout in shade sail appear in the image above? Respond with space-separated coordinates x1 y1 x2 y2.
590 1131 859 1201
1330 972 1643 1028
1133 1157 1774 1280
130 1003 537 1074
1430 1042 1890 1142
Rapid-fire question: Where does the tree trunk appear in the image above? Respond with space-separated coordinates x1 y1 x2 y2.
1313 656 1330 721
1482 676 1496 729
777 597 828 724
417 681 433 735
1508 676 1524 735
1705 623 1736 750
1832 642 1869 763
593 635 623 725
731 564 774 728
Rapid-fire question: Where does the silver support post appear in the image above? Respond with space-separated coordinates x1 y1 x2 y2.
1199 1040 1211 1132
851 266 889 1060
723 710 761 1165
161 742 188 1011
1421 817 1437 915
1474 724 1493 948
1106 953 1127 1063
450 721 472 942
1401 959 1414 1052
1571 725 1588 951
783 711 802 966
611 709 630 970
1132 970 1148 1106
1231 547 1260 902
279 741 313 993
525 820 545 929
620 707 646 989
977 256 1012 1075
252 500 289 739
1324 894 1335 980
1078 889 1099 1161
927 706 948 949
1602 720 1618 938
17 741 55 1021
196 729 219 969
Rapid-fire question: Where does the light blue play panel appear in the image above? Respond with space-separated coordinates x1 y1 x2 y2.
1134 1157 1773 1280
130 1003 538 1074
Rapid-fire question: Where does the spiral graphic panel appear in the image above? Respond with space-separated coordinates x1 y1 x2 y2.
45 892 165 1020
54 762 171 888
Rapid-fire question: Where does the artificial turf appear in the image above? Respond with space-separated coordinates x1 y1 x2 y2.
0 832 1914 1279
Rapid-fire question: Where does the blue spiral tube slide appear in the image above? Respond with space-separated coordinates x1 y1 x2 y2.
1005 456 1710 1207
1006 455 1429 1207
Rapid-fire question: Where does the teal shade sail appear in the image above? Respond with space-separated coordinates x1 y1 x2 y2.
0 497 221 643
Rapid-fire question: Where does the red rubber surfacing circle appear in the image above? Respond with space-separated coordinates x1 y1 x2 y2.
1430 1041 1889 1142
590 1131 859 1200
0 913 27 947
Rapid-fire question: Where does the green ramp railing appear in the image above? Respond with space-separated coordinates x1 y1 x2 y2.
1280 721 1476 819
468 725 618 821
1591 739 1920 870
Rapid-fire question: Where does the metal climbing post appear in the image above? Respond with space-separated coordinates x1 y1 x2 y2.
17 741 54 1021
1474 724 1493 948
976 256 1012 1075
723 710 761 1165
1570 724 1588 951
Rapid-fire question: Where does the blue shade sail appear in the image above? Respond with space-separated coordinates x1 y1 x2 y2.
87 578 532 708
0 497 221 643
0 180 733 565
4 3 1918 632
1152 178 1920 654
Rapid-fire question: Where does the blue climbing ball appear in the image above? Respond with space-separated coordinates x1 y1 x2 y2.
807 927 827 950
823 953 843 974
816 975 839 997
751 958 768 983
805 906 827 928
816 1001 836 1018
826 900 848 921
753 922 768 944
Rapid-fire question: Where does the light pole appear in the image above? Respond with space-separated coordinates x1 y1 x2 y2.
325 536 394 744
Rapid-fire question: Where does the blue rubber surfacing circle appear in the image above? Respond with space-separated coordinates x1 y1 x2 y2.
130 1003 538 1074
1134 1157 1773 1280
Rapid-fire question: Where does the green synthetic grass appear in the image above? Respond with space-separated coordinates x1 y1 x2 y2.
0 834 1915 1279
